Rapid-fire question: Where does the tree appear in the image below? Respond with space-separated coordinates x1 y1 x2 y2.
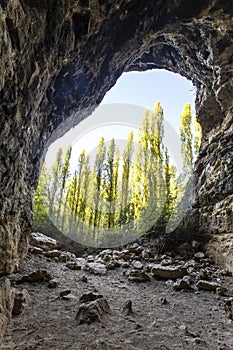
47 148 63 219
93 137 106 239
193 115 202 159
180 103 193 175
56 145 72 225
34 163 50 222
103 139 120 229
119 131 134 226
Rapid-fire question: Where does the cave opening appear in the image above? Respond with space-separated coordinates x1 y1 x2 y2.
35 69 199 249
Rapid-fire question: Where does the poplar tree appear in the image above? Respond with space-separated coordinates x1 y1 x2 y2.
56 145 72 225
47 148 63 219
119 131 134 226
93 137 106 239
180 103 193 175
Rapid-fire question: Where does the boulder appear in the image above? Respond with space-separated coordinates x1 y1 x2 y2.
84 262 107 275
76 293 110 324
151 264 187 280
21 270 52 283
173 276 192 291
127 270 151 283
30 232 57 251
196 280 221 291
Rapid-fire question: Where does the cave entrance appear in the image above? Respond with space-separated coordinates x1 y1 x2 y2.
36 69 199 248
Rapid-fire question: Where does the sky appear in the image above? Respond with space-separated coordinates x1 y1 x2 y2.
45 68 196 171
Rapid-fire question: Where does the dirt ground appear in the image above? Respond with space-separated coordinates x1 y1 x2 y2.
2 246 233 350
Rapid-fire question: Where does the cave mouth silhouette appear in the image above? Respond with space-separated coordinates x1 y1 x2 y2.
40 69 198 249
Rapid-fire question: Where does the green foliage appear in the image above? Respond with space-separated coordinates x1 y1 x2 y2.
34 101 202 245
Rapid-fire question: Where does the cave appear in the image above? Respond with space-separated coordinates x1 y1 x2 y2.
0 0 232 344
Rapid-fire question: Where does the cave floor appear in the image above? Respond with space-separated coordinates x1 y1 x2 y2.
2 249 233 350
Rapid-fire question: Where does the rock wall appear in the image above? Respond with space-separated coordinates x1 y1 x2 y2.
0 279 14 345
0 0 232 278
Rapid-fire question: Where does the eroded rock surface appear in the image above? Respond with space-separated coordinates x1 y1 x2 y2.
0 0 233 278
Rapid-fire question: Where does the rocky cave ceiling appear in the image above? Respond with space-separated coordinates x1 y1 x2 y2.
0 0 232 277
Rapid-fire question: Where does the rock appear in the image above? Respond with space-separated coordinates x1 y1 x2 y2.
30 232 57 251
160 259 173 266
62 293 77 301
127 243 139 253
12 289 30 316
99 249 113 256
119 250 131 261
194 252 205 260
28 246 44 255
122 300 133 315
132 261 143 269
48 279 59 288
151 264 187 280
160 297 169 305
66 261 82 270
21 270 52 283
198 269 210 280
80 276 88 283
58 252 75 262
79 292 103 303
84 262 107 275
76 293 110 324
224 298 233 320
118 260 131 268
141 250 151 260
86 255 95 262
196 280 221 291
59 290 71 298
127 270 151 283
44 250 61 258
216 286 227 296
0 279 15 345
173 276 192 291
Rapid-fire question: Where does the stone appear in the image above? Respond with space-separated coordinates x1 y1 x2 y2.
119 250 131 261
28 246 44 255
48 279 59 288
76 293 110 325
132 261 143 269
173 276 192 291
224 298 233 320
127 270 151 283
66 261 82 270
12 289 30 316
80 275 88 283
160 297 169 305
59 290 71 298
194 252 205 260
44 250 62 258
122 300 133 315
30 232 57 251
21 270 52 283
196 280 221 291
84 262 107 275
58 252 75 262
141 250 151 260
79 292 103 303
150 264 187 280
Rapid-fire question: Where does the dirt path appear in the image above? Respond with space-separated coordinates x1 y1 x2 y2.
2 241 233 350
